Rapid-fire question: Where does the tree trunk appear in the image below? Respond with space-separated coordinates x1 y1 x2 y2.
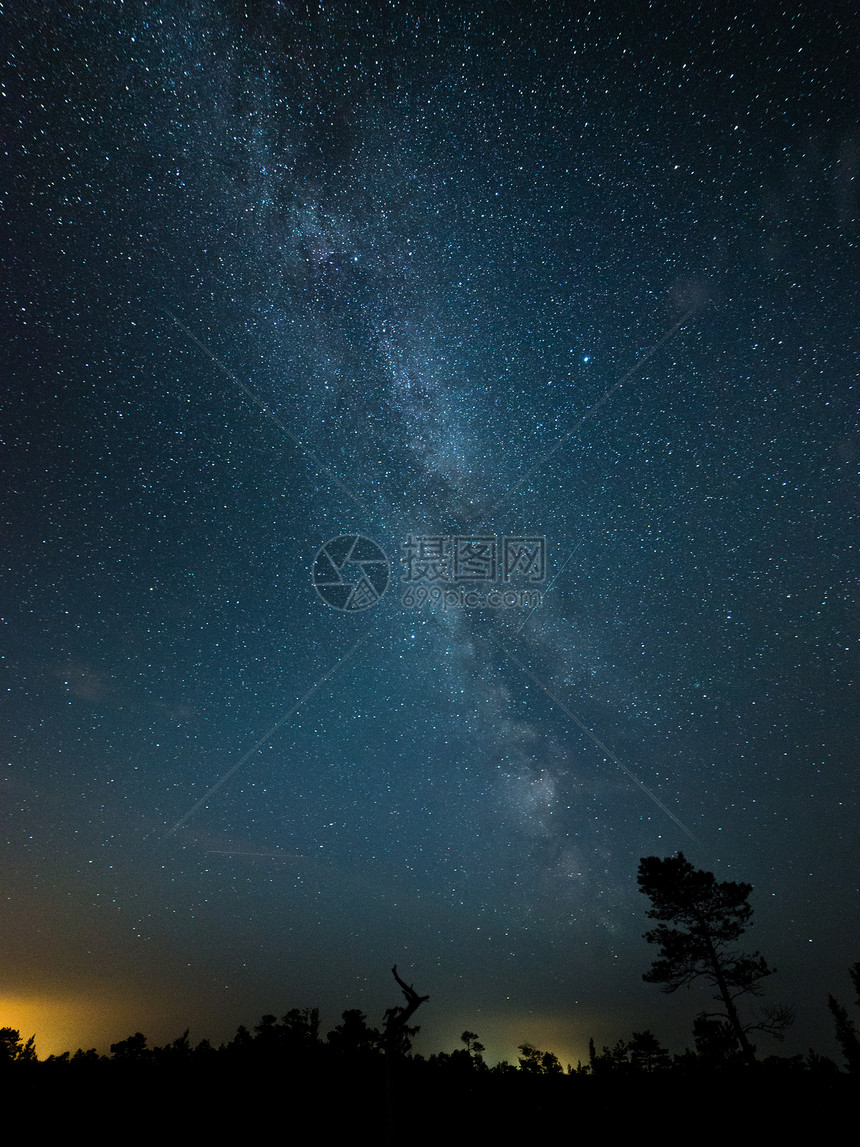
701 927 756 1065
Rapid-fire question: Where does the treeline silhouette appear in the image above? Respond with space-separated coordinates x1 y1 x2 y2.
2 857 856 1140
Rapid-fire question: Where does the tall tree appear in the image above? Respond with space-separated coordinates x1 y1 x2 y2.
827 960 860 1073
460 1030 486 1068
637 853 790 1064
381 966 429 1146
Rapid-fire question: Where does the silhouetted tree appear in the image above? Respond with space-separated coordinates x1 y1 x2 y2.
588 1038 630 1075
628 1030 671 1072
153 1030 192 1063
381 965 429 1056
828 960 860 1073
254 1013 280 1046
460 1030 486 1068
586 1031 670 1074
380 967 429 1147
225 1024 253 1058
251 1007 321 1064
0 1028 36 1063
638 853 791 1064
327 1008 381 1057
692 1014 743 1065
109 1032 149 1061
804 1048 840 1076
281 1007 321 1050
192 1038 216 1060
517 1043 563 1074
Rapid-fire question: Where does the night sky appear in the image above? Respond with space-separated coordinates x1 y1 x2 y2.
3 2 857 1065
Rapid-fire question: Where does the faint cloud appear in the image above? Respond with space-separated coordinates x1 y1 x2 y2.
668 276 716 312
56 663 116 703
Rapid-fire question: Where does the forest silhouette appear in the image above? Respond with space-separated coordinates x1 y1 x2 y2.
3 856 856 1139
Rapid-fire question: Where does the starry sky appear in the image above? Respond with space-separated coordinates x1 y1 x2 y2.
3 1 857 1064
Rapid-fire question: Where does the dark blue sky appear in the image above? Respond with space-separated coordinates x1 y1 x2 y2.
3 1 857 1063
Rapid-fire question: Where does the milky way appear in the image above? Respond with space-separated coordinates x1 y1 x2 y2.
4 2 857 1062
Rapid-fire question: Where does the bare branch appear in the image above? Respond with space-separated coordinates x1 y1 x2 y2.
381 965 430 1056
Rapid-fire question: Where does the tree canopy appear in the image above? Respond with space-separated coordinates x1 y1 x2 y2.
638 852 790 1063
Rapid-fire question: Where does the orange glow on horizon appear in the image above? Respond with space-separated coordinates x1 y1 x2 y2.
0 993 150 1059
423 1011 596 1070
4 995 610 1068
